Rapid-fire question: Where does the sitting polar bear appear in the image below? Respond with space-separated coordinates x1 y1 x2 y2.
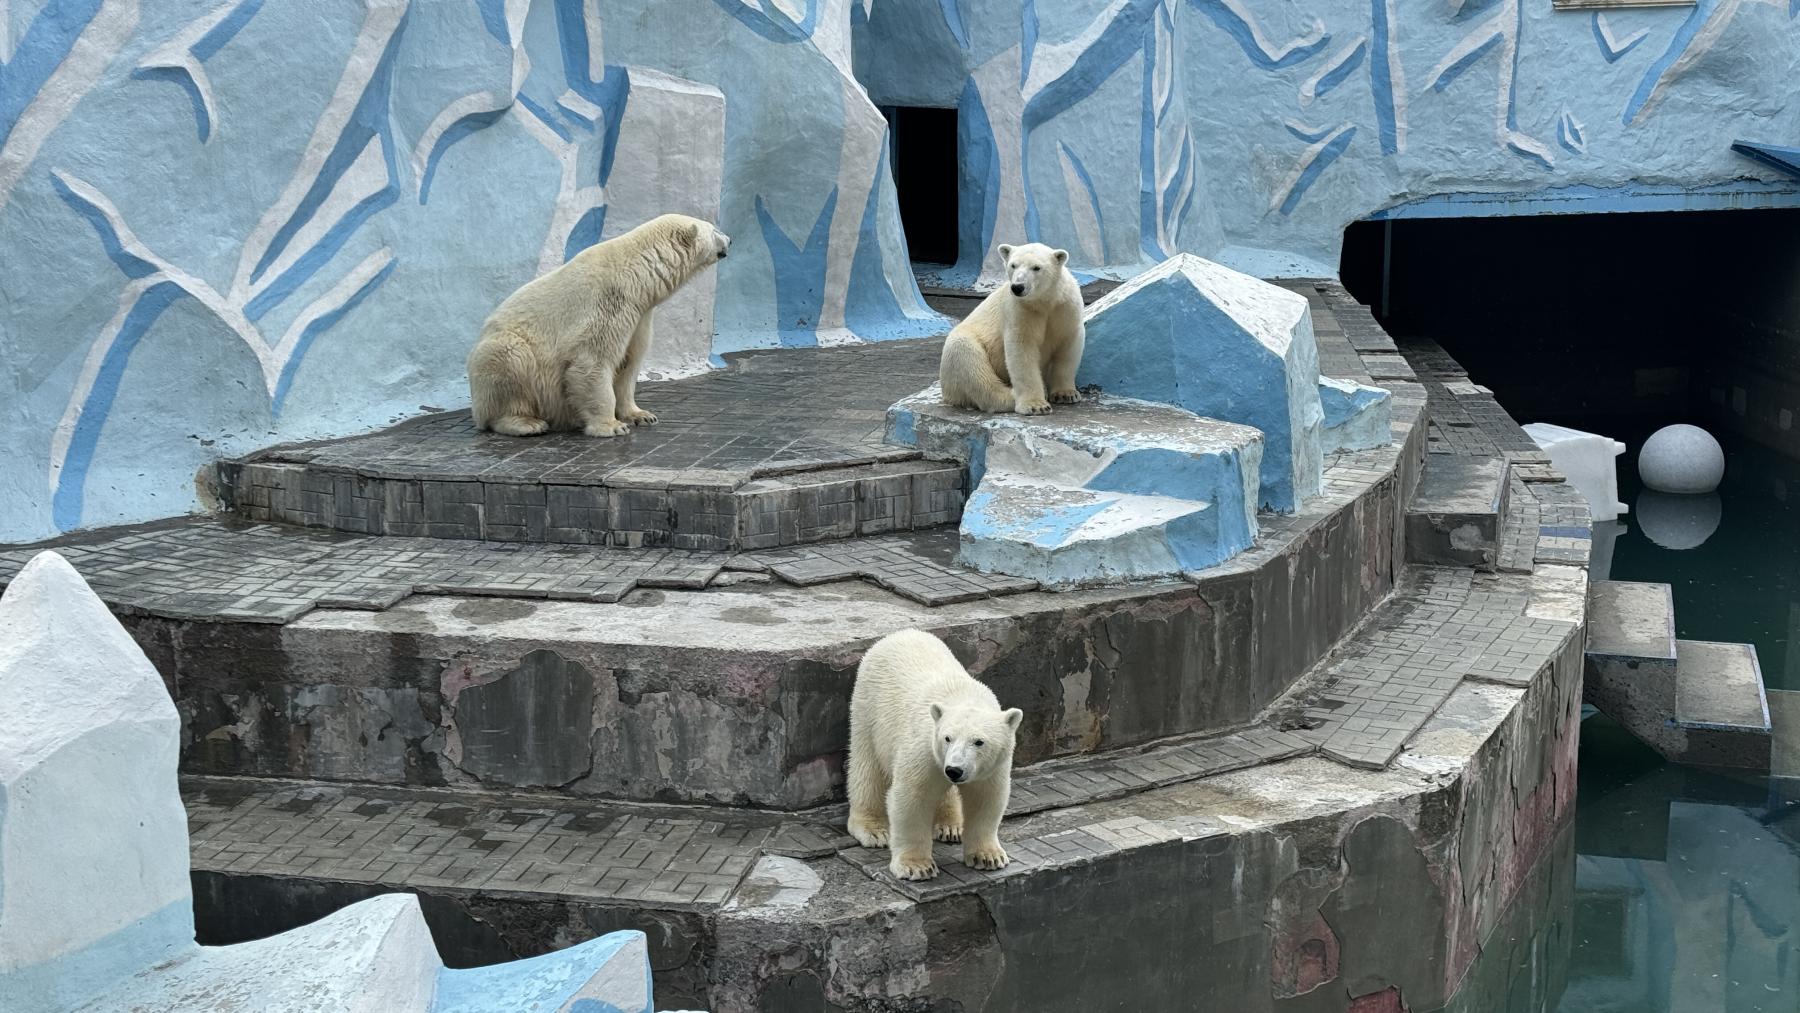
939 242 1084 415
846 629 1023 881
468 214 730 437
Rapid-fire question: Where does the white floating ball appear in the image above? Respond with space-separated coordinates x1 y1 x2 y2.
1636 491 1721 550
1638 424 1724 494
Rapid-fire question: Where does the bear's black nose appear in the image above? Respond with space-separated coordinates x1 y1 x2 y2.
944 766 964 782
1009 283 1025 296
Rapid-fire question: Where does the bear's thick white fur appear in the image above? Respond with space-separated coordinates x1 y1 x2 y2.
846 629 1023 881
939 242 1085 415
468 213 730 437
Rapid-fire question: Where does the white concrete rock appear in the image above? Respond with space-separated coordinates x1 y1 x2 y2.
1638 424 1725 495
0 551 195 1013
1523 422 1629 522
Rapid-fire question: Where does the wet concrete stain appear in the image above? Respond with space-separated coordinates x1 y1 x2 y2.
451 598 539 623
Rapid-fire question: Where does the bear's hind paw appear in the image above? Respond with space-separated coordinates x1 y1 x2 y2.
933 823 963 843
622 408 658 426
848 821 889 848
1014 397 1053 416
1049 388 1080 405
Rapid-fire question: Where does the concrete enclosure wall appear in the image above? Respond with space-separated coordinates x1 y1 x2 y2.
6 0 1800 541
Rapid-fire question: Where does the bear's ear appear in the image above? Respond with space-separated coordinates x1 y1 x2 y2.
1052 249 1069 266
677 223 700 251
997 244 1013 261
929 702 945 723
1002 708 1023 732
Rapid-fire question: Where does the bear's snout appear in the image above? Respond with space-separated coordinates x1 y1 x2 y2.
1009 283 1025 297
944 765 965 782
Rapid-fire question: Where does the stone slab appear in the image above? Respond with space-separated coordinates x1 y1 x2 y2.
1587 580 1677 662
1770 689 1800 780
1674 640 1772 770
1405 455 1508 569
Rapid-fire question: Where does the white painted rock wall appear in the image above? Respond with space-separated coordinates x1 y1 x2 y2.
0 552 195 1013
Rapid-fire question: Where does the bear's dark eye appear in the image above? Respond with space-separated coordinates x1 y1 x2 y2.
1031 266 1040 272
944 735 952 742
973 739 985 747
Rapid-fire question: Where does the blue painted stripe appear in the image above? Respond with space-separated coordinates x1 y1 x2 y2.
1059 141 1108 263
1279 127 1355 216
475 0 511 44
1540 526 1592 539
247 7 410 294
711 0 817 42
0 0 105 149
1138 25 1164 261
942 0 971 49
755 189 837 347
271 257 396 413
1286 121 1335 144
191 0 263 61
552 0 632 182
1430 33 1501 93
1192 0 1331 70
517 93 573 141
1369 0 1399 155
1590 12 1644 63
131 66 212 142
1024 0 1159 131
418 106 510 203
563 205 606 262
54 282 187 531
245 183 398 321
950 80 1000 285
1020 1 1038 77
52 175 158 278
1624 0 1717 125
1313 39 1366 100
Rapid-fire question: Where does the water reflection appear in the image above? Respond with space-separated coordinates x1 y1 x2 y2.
1635 491 1723 551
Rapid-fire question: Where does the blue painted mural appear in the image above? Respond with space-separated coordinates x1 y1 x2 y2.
3 0 1799 541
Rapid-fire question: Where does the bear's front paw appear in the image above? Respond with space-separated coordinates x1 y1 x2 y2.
583 419 631 438
622 407 658 427
1050 388 1080 405
1015 397 1053 416
934 821 963 844
890 853 939 881
963 841 1009 871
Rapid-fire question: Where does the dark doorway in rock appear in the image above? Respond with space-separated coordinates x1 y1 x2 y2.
885 106 959 266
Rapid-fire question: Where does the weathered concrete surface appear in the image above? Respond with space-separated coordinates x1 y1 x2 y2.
1405 456 1509 570
1583 580 1681 759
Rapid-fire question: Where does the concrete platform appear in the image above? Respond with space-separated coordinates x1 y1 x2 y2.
217 340 959 552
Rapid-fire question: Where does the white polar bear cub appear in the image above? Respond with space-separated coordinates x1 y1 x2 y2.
846 629 1024 881
468 213 730 437
939 242 1084 415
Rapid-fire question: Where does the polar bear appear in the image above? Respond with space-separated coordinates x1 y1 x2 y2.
846 629 1024 881
939 242 1084 415
467 214 730 437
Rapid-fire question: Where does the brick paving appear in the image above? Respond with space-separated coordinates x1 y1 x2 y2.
0 521 735 623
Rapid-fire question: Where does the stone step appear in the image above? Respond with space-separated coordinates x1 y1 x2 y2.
220 451 965 552
1672 640 1771 770
1404 454 1509 569
1583 580 1680 755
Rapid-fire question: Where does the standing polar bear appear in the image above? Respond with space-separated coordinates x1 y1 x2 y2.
939 242 1084 415
846 629 1023 881
468 214 730 437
